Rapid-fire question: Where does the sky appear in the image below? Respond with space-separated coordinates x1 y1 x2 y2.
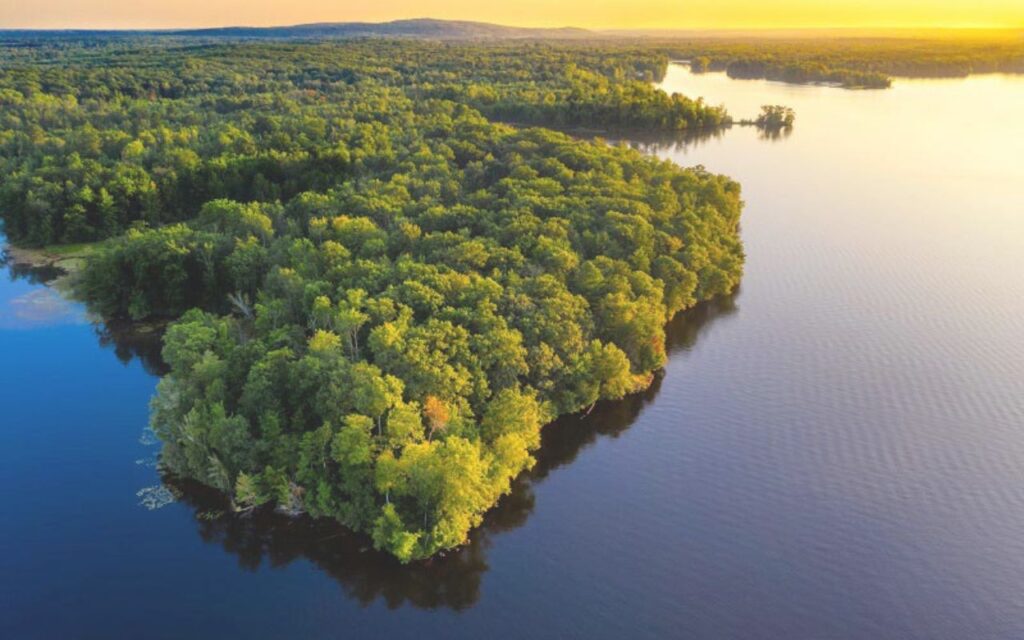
1 0 1023 30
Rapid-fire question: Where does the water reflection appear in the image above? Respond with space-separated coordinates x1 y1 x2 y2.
0 287 86 328
1 257 66 285
2 241 168 371
164 294 738 611
519 120 733 154
602 126 730 154
94 319 170 376
0 247 87 327
756 125 794 142
611 124 792 158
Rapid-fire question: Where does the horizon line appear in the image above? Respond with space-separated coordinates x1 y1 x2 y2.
0 17 1021 34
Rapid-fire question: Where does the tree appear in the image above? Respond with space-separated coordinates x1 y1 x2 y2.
755 105 796 129
331 414 375 468
336 290 369 359
350 362 403 435
423 396 450 441
384 400 425 450
233 472 267 513
479 387 543 449
372 503 420 562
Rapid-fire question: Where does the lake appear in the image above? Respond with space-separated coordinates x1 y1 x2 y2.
3 64 1024 639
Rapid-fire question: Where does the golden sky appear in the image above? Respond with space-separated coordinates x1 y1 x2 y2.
1 0 1023 30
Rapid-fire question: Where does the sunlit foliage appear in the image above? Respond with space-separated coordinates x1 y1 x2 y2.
0 39 745 560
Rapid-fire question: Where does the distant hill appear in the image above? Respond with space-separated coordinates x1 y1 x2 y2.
1 21 1019 43
173 18 593 40
0 19 595 41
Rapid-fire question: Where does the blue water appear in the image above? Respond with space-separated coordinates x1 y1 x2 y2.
3 66 1024 639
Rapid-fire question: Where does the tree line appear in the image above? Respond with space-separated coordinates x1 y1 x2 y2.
668 35 1024 88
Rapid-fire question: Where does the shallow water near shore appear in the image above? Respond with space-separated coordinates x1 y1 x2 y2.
3 66 1024 639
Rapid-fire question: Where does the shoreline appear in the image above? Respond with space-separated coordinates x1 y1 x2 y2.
1 240 97 293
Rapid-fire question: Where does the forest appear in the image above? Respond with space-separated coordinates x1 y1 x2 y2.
0 40 745 560
0 41 733 246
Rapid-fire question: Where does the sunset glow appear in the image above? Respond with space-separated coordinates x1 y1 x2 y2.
3 0 1023 30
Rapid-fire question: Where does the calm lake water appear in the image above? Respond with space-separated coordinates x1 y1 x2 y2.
3 64 1024 639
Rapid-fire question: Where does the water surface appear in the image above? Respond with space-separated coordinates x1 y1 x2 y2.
2 66 1024 639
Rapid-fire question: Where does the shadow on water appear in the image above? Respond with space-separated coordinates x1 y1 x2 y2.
1 243 69 285
94 319 171 376
164 292 740 611
2 258 67 285
2 243 170 375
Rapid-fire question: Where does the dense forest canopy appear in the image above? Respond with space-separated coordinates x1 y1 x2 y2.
0 39 744 561
0 40 731 246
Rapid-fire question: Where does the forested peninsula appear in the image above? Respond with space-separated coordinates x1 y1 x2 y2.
0 40 744 561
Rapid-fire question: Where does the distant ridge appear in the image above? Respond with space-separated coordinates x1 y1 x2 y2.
3 19 1015 42
0 18 595 41
173 18 593 39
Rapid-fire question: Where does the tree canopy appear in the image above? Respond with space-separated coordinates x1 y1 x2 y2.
0 40 733 246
